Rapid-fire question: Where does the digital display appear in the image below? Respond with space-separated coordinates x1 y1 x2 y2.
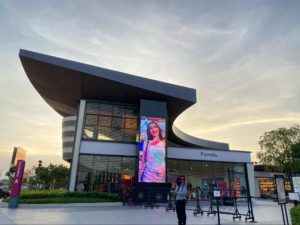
275 175 286 204
292 177 300 194
138 116 166 183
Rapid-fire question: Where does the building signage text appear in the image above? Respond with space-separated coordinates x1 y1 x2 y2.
200 152 218 158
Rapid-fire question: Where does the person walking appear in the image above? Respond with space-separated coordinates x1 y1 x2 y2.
175 177 187 225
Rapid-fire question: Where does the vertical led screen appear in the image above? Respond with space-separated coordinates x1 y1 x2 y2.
138 116 166 183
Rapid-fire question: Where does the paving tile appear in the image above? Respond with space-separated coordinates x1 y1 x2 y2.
0 200 294 225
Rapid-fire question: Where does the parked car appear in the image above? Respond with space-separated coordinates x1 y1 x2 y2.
0 188 10 199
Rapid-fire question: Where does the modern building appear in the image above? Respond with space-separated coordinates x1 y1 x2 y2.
20 49 254 201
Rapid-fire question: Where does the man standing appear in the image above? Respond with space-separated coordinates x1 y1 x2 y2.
175 177 187 225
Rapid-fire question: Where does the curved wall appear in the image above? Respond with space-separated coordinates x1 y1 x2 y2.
172 125 229 150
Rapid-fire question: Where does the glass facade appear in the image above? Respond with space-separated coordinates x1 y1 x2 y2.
76 154 247 199
82 101 138 142
77 101 249 197
167 160 247 199
76 154 136 192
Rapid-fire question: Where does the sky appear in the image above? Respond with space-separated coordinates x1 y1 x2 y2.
0 0 300 178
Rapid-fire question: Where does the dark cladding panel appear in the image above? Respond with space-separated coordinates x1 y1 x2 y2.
140 99 167 118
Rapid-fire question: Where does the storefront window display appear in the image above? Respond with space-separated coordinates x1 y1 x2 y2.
167 159 248 200
76 155 136 193
76 155 248 200
258 177 292 198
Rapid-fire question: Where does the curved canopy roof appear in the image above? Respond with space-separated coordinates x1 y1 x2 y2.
19 49 229 150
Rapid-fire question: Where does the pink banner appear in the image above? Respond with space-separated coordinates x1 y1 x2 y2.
10 160 25 198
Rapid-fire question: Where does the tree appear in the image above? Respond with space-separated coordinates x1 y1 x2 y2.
35 165 50 189
257 124 300 176
33 163 69 190
291 142 300 173
5 165 16 190
48 164 69 189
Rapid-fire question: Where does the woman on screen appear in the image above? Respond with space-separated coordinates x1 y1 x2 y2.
139 121 166 183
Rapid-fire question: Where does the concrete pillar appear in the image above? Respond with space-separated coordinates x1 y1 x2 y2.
68 100 86 191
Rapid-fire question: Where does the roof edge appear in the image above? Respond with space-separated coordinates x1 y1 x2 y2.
19 49 196 103
172 124 230 150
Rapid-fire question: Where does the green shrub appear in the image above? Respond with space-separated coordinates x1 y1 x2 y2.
21 190 66 199
291 205 300 225
11 190 119 204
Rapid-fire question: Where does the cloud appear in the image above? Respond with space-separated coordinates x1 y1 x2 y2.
194 115 300 134
0 0 299 170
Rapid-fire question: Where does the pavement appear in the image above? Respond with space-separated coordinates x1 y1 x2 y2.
0 199 294 225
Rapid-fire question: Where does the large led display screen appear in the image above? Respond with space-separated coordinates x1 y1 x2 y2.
138 116 166 183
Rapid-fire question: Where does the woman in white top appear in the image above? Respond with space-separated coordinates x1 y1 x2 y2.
139 121 166 182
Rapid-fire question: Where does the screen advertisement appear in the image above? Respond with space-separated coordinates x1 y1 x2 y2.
292 176 300 194
138 116 166 183
275 175 286 204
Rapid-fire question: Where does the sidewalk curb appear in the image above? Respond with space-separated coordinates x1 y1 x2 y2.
0 202 122 209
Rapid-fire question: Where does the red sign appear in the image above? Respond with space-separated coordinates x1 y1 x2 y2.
218 181 228 197
10 160 25 198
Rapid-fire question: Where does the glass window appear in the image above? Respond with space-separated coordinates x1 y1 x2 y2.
98 127 111 140
167 160 178 186
93 155 108 172
126 108 138 119
178 160 190 177
83 101 138 143
108 157 122 174
122 157 136 177
83 127 96 139
100 104 113 116
166 160 248 199
112 117 124 128
77 156 249 197
76 155 136 193
124 129 136 142
111 128 124 141
113 106 126 117
86 102 100 115
77 155 94 192
85 115 98 126
125 118 137 129
189 161 203 188
99 116 112 127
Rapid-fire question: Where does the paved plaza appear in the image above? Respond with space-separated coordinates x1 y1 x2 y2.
0 200 293 225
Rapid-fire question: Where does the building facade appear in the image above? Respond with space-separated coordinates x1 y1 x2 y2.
20 49 254 200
